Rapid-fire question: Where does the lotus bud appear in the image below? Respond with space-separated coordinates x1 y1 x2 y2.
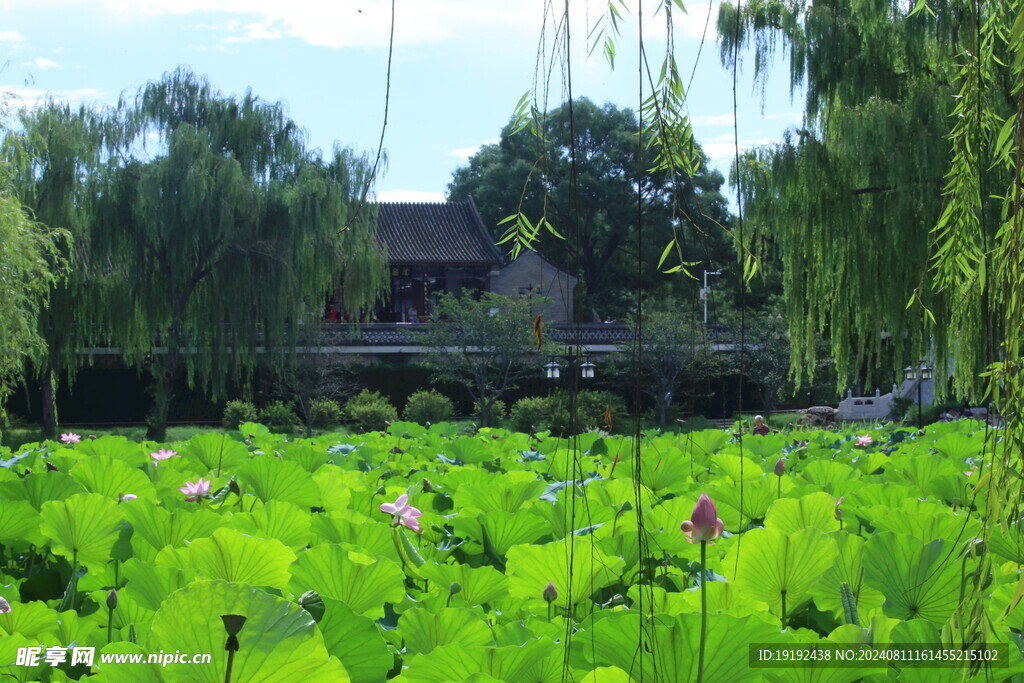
774 458 785 477
118 493 137 503
0 596 10 613
543 582 558 603
106 589 118 611
449 582 462 596
835 496 844 521
680 493 724 544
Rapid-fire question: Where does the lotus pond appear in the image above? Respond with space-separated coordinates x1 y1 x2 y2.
1 419 1022 681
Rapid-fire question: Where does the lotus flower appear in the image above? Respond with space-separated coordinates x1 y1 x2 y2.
59 433 81 444
680 493 724 544
118 493 137 503
835 496 844 521
0 596 9 613
965 469 976 477
380 493 422 532
180 478 212 501
151 448 178 463
543 582 558 603
855 434 873 447
774 458 785 476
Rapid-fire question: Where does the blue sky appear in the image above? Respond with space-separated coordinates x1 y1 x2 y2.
1 0 804 203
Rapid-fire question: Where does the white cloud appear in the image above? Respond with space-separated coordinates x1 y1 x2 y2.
0 30 25 43
32 57 62 69
0 85 105 107
676 1 720 40
701 133 777 162
448 137 499 160
374 189 446 203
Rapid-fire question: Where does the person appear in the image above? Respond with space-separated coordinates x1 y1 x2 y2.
753 415 770 435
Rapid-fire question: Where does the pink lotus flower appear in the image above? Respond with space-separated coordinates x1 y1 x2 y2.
680 493 724 544
0 596 10 613
59 433 81 444
854 434 873 447
380 493 423 533
774 458 786 476
150 448 179 464
180 478 212 501
118 493 138 503
835 496 844 521
965 469 976 477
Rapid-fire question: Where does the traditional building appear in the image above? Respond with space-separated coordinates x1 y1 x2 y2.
373 199 502 322
490 249 576 324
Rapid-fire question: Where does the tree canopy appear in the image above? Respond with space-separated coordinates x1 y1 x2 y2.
448 98 737 319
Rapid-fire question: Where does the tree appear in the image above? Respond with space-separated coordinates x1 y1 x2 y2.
448 98 736 318
3 102 110 436
627 309 722 427
0 164 69 415
97 69 388 439
416 292 547 427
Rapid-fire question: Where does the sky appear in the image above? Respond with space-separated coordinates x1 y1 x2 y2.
0 0 805 204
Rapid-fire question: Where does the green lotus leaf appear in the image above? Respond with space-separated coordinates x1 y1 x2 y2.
123 501 221 553
709 479 777 527
0 633 49 682
0 472 85 511
176 527 295 586
681 429 730 458
863 531 961 624
579 666 635 683
712 451 765 482
147 580 349 682
800 460 860 489
317 598 394 683
0 500 43 546
121 558 192 612
765 492 842 535
282 444 330 473
506 538 624 605
531 494 618 541
0 600 59 639
932 432 984 461
399 606 493 655
419 563 509 607
626 582 772 618
444 437 495 465
870 503 979 544
738 434 788 460
69 456 156 501
230 500 312 550
842 483 916 510
40 492 124 568
388 421 428 438
454 510 551 556
312 467 358 513
734 528 838 621
453 477 546 514
89 588 155 631
178 432 249 474
400 639 558 683
290 544 405 618
809 533 884 622
75 436 147 467
239 455 322 508
310 516 399 562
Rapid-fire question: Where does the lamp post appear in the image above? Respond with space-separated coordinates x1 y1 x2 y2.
545 348 596 435
701 270 722 325
904 360 933 426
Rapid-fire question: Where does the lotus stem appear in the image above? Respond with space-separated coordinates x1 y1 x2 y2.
781 589 788 630
697 540 707 683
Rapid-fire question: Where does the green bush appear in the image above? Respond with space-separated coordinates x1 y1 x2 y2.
509 396 554 433
259 400 300 433
474 398 507 423
576 390 629 432
344 390 398 432
404 389 455 424
223 400 258 429
309 399 343 429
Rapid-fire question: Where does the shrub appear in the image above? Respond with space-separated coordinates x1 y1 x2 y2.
509 396 555 433
473 398 507 423
309 399 343 429
404 389 455 424
223 400 258 429
576 390 629 432
259 400 301 433
344 390 398 432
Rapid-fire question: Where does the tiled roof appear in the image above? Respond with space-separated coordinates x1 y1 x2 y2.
377 198 502 266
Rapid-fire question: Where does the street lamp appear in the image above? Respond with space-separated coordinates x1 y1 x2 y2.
701 269 722 325
545 348 596 434
904 360 933 426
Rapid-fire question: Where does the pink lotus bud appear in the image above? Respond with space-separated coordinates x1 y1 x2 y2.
106 589 118 610
0 596 10 613
835 496 844 521
543 582 558 603
118 493 137 503
774 458 785 476
680 493 724 544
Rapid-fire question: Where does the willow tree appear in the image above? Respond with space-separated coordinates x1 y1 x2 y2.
98 70 387 439
2 102 117 436
718 0 1017 397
